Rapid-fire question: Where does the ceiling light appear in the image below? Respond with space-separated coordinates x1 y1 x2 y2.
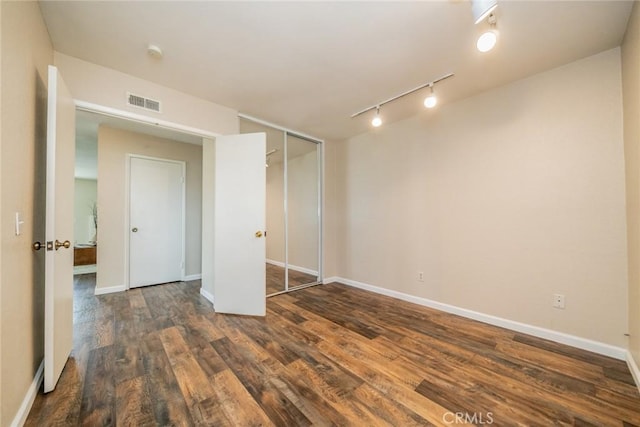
477 31 497 52
471 0 498 24
147 44 163 59
476 13 498 53
423 84 437 109
371 107 382 127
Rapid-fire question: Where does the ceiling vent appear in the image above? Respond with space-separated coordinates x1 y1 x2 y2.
127 92 161 113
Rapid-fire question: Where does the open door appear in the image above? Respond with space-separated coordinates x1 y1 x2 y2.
43 65 75 392
213 133 266 316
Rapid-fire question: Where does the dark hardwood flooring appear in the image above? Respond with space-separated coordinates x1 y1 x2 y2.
266 263 317 296
26 274 640 426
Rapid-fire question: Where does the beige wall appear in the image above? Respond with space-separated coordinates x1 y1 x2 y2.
74 178 97 245
287 147 319 272
201 139 215 297
54 52 239 136
335 48 628 347
266 160 286 263
323 139 339 279
264 150 320 272
0 1 3 420
96 126 202 291
623 1 640 363
0 1 53 425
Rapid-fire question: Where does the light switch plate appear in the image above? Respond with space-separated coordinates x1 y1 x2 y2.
15 212 24 236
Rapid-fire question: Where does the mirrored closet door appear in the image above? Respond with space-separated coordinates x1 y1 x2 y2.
239 118 322 297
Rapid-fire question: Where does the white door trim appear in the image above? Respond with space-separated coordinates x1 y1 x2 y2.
76 100 220 139
125 154 186 289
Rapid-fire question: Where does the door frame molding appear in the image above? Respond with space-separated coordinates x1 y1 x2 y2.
125 154 187 289
76 100 220 139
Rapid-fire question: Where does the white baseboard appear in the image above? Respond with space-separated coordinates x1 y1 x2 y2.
266 259 318 276
289 263 318 276
94 284 126 295
333 277 627 361
200 287 214 304
627 351 640 392
73 264 96 275
11 359 43 427
323 276 340 285
183 274 202 282
266 259 285 268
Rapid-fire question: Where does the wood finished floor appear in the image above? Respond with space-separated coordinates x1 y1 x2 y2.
26 274 640 426
266 263 317 295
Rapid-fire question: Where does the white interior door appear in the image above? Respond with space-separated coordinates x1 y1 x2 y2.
129 156 184 288
44 65 75 393
213 133 266 316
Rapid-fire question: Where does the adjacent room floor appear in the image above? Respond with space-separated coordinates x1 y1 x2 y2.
266 263 318 295
26 274 640 426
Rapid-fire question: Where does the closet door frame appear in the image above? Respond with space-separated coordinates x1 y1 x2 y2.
239 114 323 296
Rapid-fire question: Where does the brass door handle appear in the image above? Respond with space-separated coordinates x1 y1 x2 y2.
55 239 71 250
255 231 263 238
33 242 44 251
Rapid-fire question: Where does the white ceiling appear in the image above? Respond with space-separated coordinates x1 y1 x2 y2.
41 1 633 142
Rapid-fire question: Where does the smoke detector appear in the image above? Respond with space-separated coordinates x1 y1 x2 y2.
147 44 163 59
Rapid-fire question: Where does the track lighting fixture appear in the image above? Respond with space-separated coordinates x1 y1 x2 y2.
471 0 498 25
477 13 498 53
371 107 382 127
423 84 437 109
351 73 454 128
266 148 278 167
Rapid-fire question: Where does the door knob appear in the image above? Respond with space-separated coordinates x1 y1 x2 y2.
131 227 138 232
33 241 44 251
255 231 263 238
54 240 71 250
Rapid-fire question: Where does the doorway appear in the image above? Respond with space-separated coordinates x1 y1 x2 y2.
73 113 98 275
73 109 204 294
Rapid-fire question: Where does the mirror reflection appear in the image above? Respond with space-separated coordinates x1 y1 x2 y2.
286 135 319 290
240 118 322 296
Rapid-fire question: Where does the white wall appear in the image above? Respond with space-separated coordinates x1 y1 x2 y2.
74 178 97 245
96 126 202 291
334 48 628 347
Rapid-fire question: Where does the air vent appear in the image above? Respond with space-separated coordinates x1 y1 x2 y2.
127 92 161 113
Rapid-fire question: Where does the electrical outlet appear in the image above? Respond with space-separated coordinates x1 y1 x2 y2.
418 272 424 282
553 294 565 309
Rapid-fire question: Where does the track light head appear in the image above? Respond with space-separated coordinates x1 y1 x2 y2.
472 0 498 25
371 107 382 127
477 13 498 52
424 84 437 109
